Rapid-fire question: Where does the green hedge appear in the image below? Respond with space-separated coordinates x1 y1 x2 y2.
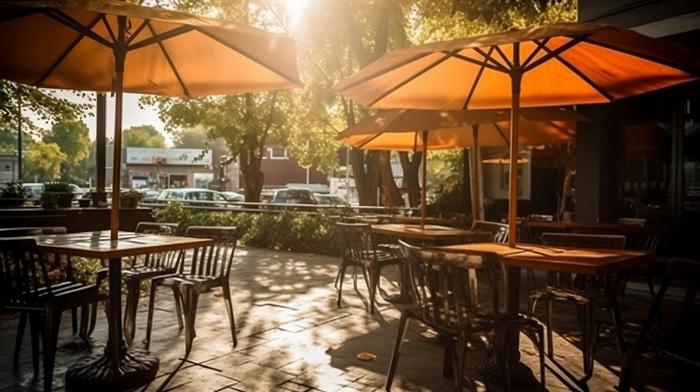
153 202 343 255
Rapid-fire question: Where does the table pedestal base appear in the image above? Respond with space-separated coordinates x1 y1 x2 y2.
65 350 158 391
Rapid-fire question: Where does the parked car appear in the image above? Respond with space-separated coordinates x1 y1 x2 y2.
315 194 349 206
157 188 229 207
271 188 318 205
260 190 275 203
221 191 244 202
23 183 85 201
135 188 160 203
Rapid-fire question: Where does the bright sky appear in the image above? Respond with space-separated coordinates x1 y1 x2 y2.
23 0 314 146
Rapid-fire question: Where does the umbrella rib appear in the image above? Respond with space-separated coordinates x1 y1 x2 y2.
540 45 614 102
194 27 301 86
143 22 190 97
44 10 113 49
493 122 510 146
524 34 590 72
36 15 103 85
100 15 116 43
366 51 457 107
126 20 150 45
493 45 513 69
461 46 495 110
473 47 510 72
521 38 550 69
449 52 506 73
335 53 432 92
128 25 195 51
581 38 700 75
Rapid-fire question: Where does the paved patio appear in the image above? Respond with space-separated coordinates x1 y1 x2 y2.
0 247 682 391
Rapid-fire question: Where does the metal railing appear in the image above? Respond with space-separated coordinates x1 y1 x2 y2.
141 199 421 215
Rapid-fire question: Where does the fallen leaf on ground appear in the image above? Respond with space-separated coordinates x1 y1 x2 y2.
357 352 377 361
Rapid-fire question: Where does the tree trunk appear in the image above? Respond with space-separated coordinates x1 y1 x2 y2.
379 151 403 206
240 133 265 202
399 151 422 207
350 148 380 206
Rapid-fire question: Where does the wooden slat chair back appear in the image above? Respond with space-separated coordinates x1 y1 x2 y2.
387 241 546 391
0 238 102 392
399 241 505 335
183 226 238 278
470 220 509 244
334 222 400 313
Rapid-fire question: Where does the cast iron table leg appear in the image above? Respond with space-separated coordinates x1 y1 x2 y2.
65 257 159 391
505 265 539 386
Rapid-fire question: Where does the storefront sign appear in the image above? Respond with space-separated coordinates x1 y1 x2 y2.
126 148 212 166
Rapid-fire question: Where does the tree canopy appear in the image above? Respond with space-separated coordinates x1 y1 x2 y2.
42 118 92 183
122 125 167 148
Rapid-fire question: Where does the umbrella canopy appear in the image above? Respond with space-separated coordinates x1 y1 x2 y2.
0 0 301 96
0 0 301 241
338 107 581 151
335 22 700 247
337 107 583 226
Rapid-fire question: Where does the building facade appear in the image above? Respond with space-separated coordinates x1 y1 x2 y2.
577 0 700 257
259 144 328 188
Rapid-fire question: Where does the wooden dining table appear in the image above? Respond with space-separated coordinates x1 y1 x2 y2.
36 230 214 391
371 223 491 244
437 242 652 389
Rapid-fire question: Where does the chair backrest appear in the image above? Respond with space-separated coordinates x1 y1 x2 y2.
0 227 42 237
542 232 626 249
470 220 509 244
135 222 179 235
528 214 554 222
183 226 238 278
335 222 375 266
617 217 646 226
398 241 506 337
0 238 54 305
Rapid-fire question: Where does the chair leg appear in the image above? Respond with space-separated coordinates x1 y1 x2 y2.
545 298 554 357
78 305 89 342
29 313 40 374
581 304 595 382
123 278 141 347
222 282 238 348
172 286 185 330
144 282 158 350
369 265 380 314
454 337 468 392
42 308 61 392
610 302 626 364
14 312 27 366
337 263 347 308
182 286 199 356
385 312 410 391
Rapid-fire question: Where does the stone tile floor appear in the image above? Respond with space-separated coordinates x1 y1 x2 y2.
0 246 686 391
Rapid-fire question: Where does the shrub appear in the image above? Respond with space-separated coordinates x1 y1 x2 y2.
153 202 341 255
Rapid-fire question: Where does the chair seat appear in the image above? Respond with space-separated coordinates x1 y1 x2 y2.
158 274 223 292
8 283 101 311
123 266 177 280
529 286 596 304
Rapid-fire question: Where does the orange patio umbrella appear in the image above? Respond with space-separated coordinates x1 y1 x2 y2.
0 0 301 241
335 22 700 247
337 107 583 227
0 1 299 389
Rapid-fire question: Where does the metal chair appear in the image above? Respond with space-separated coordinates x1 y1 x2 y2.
470 220 509 243
618 258 700 391
386 241 545 392
145 226 238 355
529 232 626 386
335 222 401 314
95 221 182 346
0 238 105 392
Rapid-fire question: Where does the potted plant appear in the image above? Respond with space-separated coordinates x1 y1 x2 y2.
0 182 28 207
41 182 74 209
120 189 143 209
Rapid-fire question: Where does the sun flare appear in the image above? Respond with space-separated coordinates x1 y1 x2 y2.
283 0 312 28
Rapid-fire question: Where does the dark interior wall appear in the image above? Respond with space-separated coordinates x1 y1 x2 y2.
575 104 625 222
579 0 700 26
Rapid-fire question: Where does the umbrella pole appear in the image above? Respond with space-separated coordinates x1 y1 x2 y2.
470 125 480 224
421 130 428 229
508 46 522 248
110 18 127 241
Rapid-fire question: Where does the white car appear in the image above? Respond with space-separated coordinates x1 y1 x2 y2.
157 188 229 207
221 191 244 202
